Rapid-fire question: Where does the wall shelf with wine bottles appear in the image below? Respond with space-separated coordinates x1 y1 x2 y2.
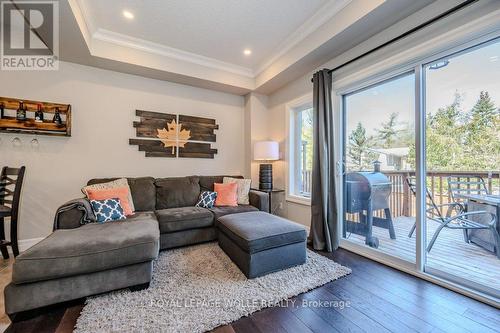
0 96 71 137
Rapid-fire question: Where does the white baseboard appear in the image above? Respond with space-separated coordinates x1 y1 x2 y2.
7 237 44 254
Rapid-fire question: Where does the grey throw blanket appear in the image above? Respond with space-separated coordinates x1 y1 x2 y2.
53 198 96 230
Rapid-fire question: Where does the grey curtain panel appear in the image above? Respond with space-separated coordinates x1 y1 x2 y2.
309 69 338 252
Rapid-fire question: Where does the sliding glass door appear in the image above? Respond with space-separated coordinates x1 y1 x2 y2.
338 36 500 300
342 72 416 263
423 38 500 298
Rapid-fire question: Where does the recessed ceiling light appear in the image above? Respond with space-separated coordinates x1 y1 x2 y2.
243 49 252 56
123 10 134 20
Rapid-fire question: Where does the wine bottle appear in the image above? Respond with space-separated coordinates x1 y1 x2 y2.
35 104 44 123
53 107 62 125
16 101 26 121
0 103 4 119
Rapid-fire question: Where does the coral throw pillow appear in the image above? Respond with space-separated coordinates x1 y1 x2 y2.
86 187 133 215
214 183 238 207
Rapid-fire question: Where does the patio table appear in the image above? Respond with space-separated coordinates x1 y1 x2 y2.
455 193 500 253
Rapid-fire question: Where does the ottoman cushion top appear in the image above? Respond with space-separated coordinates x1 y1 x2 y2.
217 211 307 254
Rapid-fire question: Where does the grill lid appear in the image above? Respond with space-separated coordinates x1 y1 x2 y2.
346 171 391 186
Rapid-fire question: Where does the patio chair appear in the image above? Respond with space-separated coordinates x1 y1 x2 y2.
447 175 489 243
405 178 500 258
448 175 489 208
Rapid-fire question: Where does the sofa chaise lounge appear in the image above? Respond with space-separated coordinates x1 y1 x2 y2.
4 175 269 318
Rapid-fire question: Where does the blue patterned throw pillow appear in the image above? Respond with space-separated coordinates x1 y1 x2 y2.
195 191 217 208
90 198 126 223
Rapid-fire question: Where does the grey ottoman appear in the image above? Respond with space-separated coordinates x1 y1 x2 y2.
217 211 307 278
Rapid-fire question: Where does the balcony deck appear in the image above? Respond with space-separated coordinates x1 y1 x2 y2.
345 216 500 294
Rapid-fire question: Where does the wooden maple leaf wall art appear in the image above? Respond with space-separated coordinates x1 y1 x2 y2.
129 110 219 159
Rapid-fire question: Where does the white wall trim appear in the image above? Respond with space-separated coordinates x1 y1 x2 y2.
68 0 93 47
285 93 313 205
72 0 352 80
254 0 352 76
286 195 311 206
92 29 255 78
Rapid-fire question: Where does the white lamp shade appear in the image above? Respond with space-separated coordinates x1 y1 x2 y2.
254 141 279 161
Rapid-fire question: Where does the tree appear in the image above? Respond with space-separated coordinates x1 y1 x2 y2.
409 91 500 171
377 112 402 148
348 122 377 170
469 91 497 129
300 108 314 171
461 91 500 170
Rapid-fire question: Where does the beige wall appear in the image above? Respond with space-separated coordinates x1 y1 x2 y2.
1 61 245 241
268 73 312 226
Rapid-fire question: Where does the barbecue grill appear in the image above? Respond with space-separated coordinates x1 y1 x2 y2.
344 162 395 248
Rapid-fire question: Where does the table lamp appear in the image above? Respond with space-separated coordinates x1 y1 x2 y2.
254 141 279 190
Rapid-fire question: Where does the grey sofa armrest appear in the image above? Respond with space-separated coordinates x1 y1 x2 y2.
53 198 96 230
249 190 269 212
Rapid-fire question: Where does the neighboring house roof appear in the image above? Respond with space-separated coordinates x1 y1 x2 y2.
369 147 410 157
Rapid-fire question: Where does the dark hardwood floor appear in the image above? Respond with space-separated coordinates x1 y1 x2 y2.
5 248 499 333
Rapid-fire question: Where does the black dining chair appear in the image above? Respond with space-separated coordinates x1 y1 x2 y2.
0 166 26 258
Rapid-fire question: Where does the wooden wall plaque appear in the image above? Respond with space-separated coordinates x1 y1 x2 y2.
130 110 218 159
0 96 71 137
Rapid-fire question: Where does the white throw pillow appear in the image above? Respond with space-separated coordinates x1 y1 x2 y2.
223 177 251 205
82 178 135 212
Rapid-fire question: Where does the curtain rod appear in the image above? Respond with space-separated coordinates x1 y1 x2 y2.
311 0 478 82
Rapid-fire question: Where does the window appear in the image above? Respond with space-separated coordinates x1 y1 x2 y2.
288 99 313 202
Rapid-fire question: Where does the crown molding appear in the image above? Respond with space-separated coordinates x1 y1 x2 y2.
68 0 353 81
68 0 254 78
68 0 93 46
254 0 352 76
92 29 254 78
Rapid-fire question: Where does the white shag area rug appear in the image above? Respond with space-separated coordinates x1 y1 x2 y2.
75 242 351 333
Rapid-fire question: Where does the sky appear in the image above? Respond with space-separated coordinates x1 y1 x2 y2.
345 39 500 138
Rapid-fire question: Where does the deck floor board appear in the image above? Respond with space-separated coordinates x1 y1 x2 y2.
345 216 500 293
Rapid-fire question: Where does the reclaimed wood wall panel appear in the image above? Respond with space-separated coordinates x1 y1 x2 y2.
135 110 176 120
130 110 218 158
0 96 71 136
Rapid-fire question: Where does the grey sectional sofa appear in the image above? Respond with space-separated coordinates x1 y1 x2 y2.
4 175 269 318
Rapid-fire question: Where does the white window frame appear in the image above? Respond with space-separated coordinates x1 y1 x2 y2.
285 94 312 206
333 8 500 306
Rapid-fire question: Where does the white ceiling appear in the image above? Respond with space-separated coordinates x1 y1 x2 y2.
56 0 458 94
78 0 332 71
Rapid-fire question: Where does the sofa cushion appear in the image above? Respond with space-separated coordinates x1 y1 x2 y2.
12 212 159 284
198 175 242 192
155 207 213 233
87 177 156 212
217 211 307 254
155 176 200 209
208 205 258 220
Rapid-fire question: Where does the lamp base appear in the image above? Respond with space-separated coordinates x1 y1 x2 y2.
259 163 273 190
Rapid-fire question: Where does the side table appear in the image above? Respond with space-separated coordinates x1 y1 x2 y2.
251 188 285 214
